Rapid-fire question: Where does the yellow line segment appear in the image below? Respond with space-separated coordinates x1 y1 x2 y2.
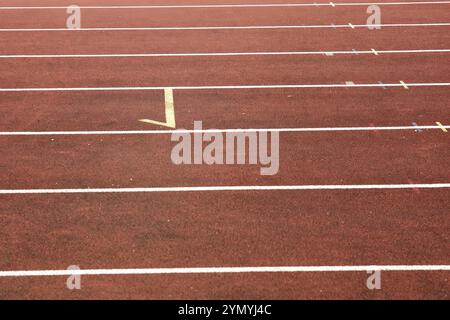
139 88 176 128
436 121 448 132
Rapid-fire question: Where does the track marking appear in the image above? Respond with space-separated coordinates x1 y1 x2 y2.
0 183 450 195
1 82 449 92
139 88 176 128
1 2 450 10
2 49 449 59
345 81 355 86
411 122 423 132
1 22 449 32
407 179 421 194
436 121 448 132
377 81 386 89
371 48 379 56
400 81 409 89
1 265 449 277
1 125 449 136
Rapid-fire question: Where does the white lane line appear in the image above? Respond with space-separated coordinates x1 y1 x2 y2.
1 82 449 92
1 125 449 136
0 22 449 32
1 184 450 195
1 1 450 10
1 265 449 277
1 49 450 59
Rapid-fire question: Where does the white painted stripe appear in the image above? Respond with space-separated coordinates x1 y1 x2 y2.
1 82 449 92
1 1 449 10
1 49 449 59
1 184 449 195
1 125 449 136
0 22 449 32
2 125 450 136
1 265 449 277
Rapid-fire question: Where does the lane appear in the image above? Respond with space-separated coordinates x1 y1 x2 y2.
1 3 449 28
0 130 448 189
0 54 449 88
1 26 449 55
0 189 449 269
0 271 449 299
1 0 449 8
0 87 449 132
0 90 166 131
0 189 448 298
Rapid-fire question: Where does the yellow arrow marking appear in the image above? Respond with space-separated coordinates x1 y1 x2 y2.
139 88 176 128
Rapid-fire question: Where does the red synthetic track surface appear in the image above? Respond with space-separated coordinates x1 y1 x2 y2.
0 0 449 299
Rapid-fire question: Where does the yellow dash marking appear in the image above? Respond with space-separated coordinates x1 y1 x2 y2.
139 88 176 128
436 122 448 132
400 80 409 89
164 88 176 128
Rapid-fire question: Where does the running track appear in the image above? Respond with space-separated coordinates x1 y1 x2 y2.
0 0 449 299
